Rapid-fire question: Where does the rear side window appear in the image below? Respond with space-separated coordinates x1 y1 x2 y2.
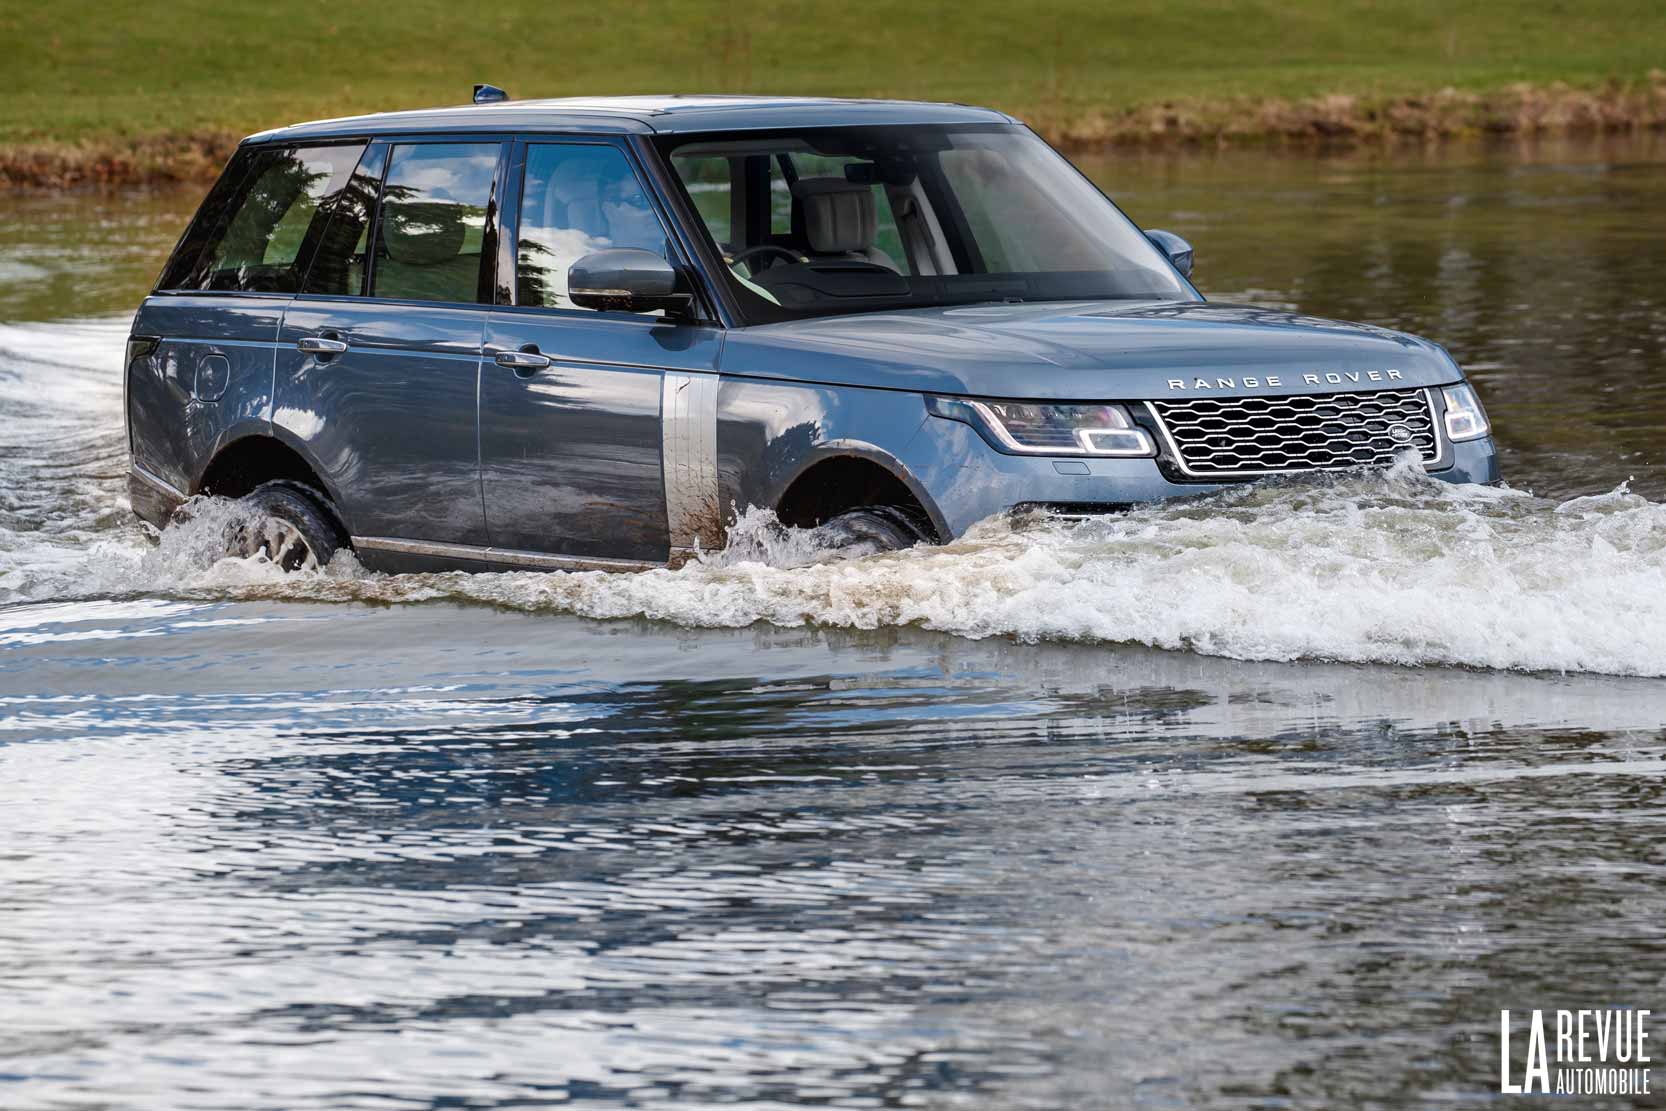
160 144 366 293
303 145 389 297
368 143 499 304
516 144 667 310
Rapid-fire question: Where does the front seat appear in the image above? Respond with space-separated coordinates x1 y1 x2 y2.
791 177 898 271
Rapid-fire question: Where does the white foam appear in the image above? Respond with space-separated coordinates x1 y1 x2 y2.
432 469 1666 677
6 318 1666 677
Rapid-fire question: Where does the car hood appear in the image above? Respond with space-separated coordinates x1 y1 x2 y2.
718 300 1463 400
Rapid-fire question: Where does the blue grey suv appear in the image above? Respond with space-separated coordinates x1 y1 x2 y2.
126 92 1498 572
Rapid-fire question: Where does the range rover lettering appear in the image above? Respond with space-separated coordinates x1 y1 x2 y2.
125 91 1499 572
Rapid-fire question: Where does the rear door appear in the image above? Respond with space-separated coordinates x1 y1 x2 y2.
275 138 506 549
132 143 365 494
478 139 721 564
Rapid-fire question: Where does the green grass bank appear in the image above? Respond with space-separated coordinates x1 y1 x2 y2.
3 0 1664 187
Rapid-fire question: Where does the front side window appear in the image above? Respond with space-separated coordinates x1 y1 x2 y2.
163 144 365 293
369 143 499 304
516 144 668 310
660 125 1195 324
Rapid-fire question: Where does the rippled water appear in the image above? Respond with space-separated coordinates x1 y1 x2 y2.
3 137 1666 1108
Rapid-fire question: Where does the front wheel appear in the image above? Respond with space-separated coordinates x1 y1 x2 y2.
225 481 346 571
815 506 930 557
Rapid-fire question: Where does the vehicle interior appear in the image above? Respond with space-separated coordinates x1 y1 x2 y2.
662 126 1193 322
669 139 928 309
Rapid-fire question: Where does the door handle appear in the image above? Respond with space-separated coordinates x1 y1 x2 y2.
296 336 348 355
494 350 551 371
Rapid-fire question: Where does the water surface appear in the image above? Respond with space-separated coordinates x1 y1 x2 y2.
2 136 1665 1109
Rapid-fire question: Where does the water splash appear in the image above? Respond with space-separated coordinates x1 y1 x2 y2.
5 318 1666 676
446 472 1666 677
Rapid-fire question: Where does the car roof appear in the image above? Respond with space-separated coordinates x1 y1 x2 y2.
248 94 1018 143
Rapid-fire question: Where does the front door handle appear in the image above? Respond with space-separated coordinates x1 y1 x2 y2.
494 350 552 371
296 336 348 355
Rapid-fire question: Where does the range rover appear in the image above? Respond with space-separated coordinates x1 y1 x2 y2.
125 90 1498 572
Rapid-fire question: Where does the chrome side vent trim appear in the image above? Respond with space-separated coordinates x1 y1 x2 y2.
661 372 722 557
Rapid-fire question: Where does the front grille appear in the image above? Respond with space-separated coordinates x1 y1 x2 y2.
1146 387 1441 479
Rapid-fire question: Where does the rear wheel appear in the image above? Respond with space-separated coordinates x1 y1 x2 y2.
816 505 930 557
225 481 345 571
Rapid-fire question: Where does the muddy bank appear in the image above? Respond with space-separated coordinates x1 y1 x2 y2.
1044 74 1666 150
4 77 1666 191
0 131 239 192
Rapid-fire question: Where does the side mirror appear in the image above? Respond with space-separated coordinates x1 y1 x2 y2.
569 248 695 317
1145 229 1194 279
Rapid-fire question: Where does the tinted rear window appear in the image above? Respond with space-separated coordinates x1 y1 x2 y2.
159 144 366 294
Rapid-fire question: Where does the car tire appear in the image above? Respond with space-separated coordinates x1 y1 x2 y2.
226 481 346 571
816 505 930 556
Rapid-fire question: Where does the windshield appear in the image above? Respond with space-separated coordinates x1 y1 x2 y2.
658 124 1196 324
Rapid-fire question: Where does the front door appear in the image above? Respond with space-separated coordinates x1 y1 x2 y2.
274 139 505 549
479 141 721 564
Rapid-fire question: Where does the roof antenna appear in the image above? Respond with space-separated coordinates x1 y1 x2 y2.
473 84 510 104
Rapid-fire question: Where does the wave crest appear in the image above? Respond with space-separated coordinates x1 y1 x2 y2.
7 466 1665 677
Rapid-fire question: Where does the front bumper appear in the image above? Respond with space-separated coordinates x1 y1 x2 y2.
902 419 1501 539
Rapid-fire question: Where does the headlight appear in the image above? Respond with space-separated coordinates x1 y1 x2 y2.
1441 383 1490 441
927 397 1155 457
974 401 1156 456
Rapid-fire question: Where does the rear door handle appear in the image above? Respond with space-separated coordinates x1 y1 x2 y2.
296 336 348 355
494 350 552 370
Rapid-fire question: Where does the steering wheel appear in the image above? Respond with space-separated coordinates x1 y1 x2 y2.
728 244 806 272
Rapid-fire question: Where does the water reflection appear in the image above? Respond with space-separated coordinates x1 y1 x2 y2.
4 602 1666 1107
5 136 1666 1109
1083 133 1666 499
0 189 199 321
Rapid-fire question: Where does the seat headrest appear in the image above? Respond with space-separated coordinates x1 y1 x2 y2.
792 177 877 255
381 201 469 266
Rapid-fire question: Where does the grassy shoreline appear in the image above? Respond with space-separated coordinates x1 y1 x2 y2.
4 77 1664 192
5 0 1665 191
